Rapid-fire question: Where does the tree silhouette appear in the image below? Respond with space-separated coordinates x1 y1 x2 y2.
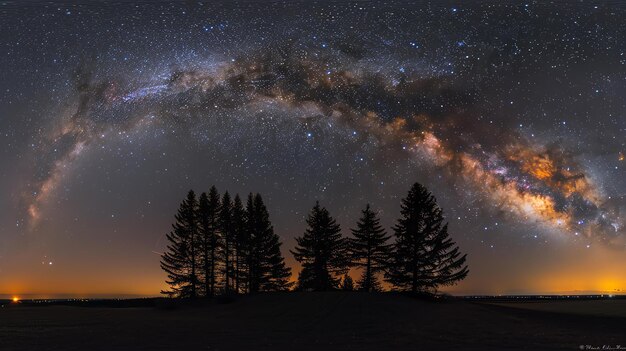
291 202 349 291
160 190 200 298
220 191 234 294
349 204 392 292
386 183 468 294
248 194 292 292
341 274 355 291
198 186 221 297
232 194 247 294
244 193 255 293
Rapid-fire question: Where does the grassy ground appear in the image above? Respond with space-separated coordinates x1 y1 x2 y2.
485 299 626 318
0 292 624 350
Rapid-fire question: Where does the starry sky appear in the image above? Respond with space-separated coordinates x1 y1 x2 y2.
1 1 625 298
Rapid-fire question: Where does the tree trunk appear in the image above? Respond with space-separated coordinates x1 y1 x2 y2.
234 241 239 294
210 247 215 296
225 241 230 293
412 257 418 293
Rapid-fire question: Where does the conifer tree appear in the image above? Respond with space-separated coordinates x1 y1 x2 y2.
291 202 349 291
220 192 234 293
244 193 255 293
232 194 247 294
341 274 355 291
198 186 221 297
386 183 468 294
160 190 200 298
349 204 392 292
248 194 292 292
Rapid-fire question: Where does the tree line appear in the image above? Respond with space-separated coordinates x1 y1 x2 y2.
161 182 468 297
160 187 291 298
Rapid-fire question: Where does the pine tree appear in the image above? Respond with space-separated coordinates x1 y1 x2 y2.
198 186 221 297
349 204 392 292
248 194 292 292
160 190 200 298
245 193 255 293
386 183 468 294
242 193 256 293
220 192 234 294
291 202 349 291
341 274 355 291
232 194 247 294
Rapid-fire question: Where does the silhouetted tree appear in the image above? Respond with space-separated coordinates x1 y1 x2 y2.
220 192 234 293
248 194 292 292
198 186 221 297
160 190 200 298
386 183 468 294
244 193 255 292
232 194 247 294
341 274 354 291
349 204 392 292
291 202 349 291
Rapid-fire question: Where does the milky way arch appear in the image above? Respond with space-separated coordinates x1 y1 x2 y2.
25 44 625 245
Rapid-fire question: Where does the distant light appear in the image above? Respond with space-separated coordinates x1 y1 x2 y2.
12 297 18 303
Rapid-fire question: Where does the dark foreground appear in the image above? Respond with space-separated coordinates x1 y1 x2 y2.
1 292 624 351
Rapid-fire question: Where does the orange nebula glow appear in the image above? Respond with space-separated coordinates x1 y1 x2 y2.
506 145 597 199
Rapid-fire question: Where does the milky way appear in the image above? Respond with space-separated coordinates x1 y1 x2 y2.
1 1 626 296
27 36 625 244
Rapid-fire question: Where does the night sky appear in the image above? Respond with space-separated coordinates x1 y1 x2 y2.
1 1 625 298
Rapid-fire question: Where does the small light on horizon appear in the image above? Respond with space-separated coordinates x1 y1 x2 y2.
12 297 19 303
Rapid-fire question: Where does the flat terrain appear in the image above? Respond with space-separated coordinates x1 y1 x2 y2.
486 299 626 318
1 292 624 350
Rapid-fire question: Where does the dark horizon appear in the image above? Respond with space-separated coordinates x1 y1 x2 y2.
5 292 626 301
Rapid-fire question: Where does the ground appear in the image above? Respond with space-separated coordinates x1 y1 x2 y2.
1 292 624 350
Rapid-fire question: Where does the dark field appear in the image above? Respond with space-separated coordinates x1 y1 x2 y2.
1 292 624 350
